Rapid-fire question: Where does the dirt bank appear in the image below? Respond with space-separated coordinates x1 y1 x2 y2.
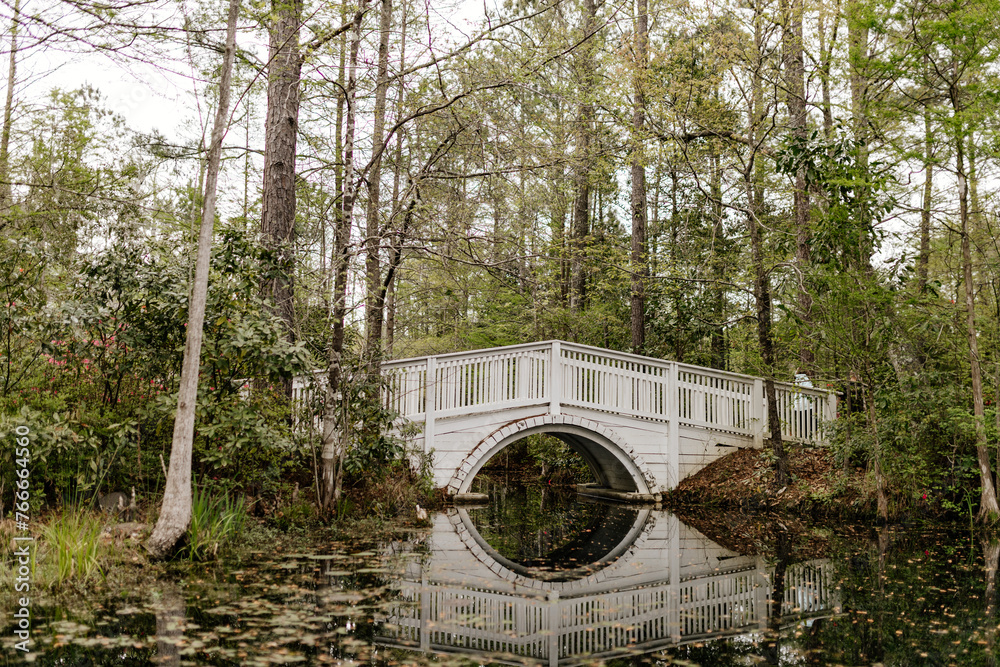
666 445 870 518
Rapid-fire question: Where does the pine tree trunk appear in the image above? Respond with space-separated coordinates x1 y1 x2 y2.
781 0 812 367
0 0 19 214
146 0 239 559
629 0 647 354
363 0 394 371
569 0 596 314
260 0 302 387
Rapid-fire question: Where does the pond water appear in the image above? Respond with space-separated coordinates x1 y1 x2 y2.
3 487 1000 666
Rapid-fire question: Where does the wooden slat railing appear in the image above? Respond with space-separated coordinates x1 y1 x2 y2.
378 340 836 445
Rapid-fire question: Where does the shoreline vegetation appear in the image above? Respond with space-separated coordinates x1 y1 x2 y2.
0 439 981 611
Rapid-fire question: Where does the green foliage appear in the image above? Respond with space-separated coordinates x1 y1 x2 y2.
271 497 319 533
1 225 313 504
0 239 52 398
41 510 107 585
185 483 247 561
777 130 896 271
525 434 591 481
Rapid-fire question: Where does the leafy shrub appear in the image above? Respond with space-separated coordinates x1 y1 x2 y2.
1 226 313 505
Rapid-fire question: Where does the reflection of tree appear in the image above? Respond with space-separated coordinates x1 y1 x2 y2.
984 536 999 666
469 483 630 568
762 527 791 666
153 586 185 666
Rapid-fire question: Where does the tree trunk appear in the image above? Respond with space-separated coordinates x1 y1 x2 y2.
781 0 812 368
751 5 787 489
385 0 409 357
146 0 239 559
318 6 363 514
550 101 570 309
0 0 19 214
750 203 787 490
363 0 394 371
629 0 648 354
569 0 596 313
848 0 872 266
710 149 726 370
954 112 1000 520
917 108 933 291
328 0 347 311
817 0 837 141
260 0 303 387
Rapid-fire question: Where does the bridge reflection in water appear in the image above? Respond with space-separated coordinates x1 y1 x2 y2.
377 508 836 665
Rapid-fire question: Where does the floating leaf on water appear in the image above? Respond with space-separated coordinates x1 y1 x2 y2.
204 606 235 615
114 606 143 615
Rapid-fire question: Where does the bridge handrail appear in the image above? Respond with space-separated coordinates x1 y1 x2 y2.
378 340 835 445
384 340 829 395
383 340 832 402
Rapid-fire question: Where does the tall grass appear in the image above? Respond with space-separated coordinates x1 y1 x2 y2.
42 511 106 585
186 485 246 561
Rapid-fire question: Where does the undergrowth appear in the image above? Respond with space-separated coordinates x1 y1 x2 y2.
184 484 246 561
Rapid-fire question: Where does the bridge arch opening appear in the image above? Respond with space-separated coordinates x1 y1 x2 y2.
455 505 653 586
450 415 654 497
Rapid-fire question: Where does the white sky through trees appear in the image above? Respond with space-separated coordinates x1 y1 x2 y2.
4 0 489 143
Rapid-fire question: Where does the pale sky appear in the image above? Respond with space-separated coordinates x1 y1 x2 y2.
16 0 492 145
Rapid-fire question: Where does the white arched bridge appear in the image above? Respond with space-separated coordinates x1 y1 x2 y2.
294 340 835 500
372 341 835 501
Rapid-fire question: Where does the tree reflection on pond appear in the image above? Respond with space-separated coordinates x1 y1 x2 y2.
4 489 1000 666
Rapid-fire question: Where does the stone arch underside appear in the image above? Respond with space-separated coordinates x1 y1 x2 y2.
448 414 656 496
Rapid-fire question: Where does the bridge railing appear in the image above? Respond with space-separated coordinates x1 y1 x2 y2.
381 559 836 660
381 340 836 445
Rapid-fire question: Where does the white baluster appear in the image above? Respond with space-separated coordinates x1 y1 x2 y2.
424 356 436 454
550 341 562 415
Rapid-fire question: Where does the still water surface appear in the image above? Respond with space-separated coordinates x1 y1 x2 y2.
3 487 999 665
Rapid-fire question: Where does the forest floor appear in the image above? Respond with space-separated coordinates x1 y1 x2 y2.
666 444 872 518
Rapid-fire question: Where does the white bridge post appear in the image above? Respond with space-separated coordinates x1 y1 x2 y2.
826 389 837 431
667 361 679 489
424 356 436 454
667 513 681 643
549 340 562 415
753 378 764 448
